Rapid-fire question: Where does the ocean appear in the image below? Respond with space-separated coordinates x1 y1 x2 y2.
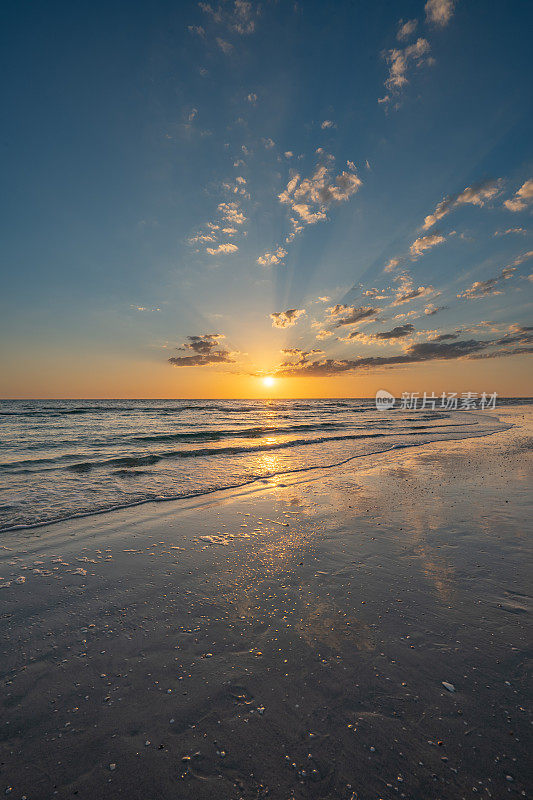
0 398 523 532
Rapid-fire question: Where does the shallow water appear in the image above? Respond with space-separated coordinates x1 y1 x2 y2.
0 398 521 530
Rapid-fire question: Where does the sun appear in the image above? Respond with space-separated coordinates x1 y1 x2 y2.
262 376 275 388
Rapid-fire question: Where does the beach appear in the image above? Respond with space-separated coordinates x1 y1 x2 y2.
0 406 531 799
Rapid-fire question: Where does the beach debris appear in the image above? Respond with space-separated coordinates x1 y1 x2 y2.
109 763 116 771
442 681 455 693
506 775 514 782
199 535 231 546
257 706 265 715
145 740 151 746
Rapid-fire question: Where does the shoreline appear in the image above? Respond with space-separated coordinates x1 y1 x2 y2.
0 406 531 799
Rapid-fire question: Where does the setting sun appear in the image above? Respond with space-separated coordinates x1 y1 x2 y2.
262 376 275 388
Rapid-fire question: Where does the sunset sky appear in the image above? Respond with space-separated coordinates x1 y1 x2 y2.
1 0 532 398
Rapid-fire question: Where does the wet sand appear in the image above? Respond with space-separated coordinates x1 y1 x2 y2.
0 408 531 800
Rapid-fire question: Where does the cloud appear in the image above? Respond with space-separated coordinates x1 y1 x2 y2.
423 179 502 229
397 19 418 40
509 249 533 267
206 243 239 255
189 232 217 244
425 0 456 26
379 37 431 105
316 329 335 340
168 334 235 367
218 201 246 225
321 120 336 129
216 37 233 54
361 287 389 299
504 179 533 212
270 308 306 328
188 25 206 37
200 0 258 35
494 227 527 236
275 323 533 376
280 348 324 367
393 283 435 305
247 92 257 104
279 156 362 237
457 266 516 299
257 246 287 266
410 232 446 256
327 304 379 327
424 304 448 315
342 323 416 345
374 323 415 339
384 257 401 273
276 338 490 376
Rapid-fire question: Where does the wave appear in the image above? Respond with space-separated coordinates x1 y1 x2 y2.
0 418 510 533
2 426 477 475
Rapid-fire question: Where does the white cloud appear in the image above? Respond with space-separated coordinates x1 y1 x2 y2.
423 179 502 229
504 179 533 212
379 38 431 105
410 232 446 256
316 329 334 340
392 274 435 305
189 232 217 244
393 285 435 305
257 246 287 266
384 257 400 273
509 249 533 267
206 243 239 255
361 287 389 299
425 0 456 27
279 156 362 237
494 227 527 237
217 38 233 54
218 201 246 225
397 19 418 40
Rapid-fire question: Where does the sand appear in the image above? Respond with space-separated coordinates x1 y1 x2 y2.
0 407 531 799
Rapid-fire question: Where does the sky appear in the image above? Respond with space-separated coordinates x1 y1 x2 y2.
0 0 532 398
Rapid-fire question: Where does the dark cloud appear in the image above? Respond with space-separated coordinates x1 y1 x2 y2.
327 304 379 327
457 267 516 299
270 308 306 328
276 338 492 376
374 323 415 339
168 334 235 367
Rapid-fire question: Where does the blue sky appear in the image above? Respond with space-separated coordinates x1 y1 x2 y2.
1 0 532 396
